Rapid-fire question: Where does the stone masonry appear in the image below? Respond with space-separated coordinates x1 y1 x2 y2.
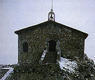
15 20 88 65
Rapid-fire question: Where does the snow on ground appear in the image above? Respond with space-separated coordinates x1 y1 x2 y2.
93 60 95 64
0 67 14 80
93 56 95 64
40 50 47 61
58 57 77 73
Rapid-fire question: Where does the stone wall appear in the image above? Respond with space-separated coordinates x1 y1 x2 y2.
17 22 86 65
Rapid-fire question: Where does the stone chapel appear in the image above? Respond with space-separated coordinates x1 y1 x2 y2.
15 9 88 66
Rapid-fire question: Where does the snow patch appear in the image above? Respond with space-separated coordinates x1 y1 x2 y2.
58 57 77 73
93 56 95 64
1 67 14 80
40 50 47 61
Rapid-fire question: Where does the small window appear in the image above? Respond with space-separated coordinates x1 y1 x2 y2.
23 42 28 52
49 40 56 52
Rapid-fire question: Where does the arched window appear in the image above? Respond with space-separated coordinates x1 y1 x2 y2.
49 40 56 52
23 42 28 52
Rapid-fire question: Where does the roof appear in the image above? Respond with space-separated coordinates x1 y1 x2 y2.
15 20 88 38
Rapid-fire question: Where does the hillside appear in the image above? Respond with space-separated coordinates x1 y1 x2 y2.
4 54 95 80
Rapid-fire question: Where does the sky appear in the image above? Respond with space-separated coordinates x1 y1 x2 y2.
0 0 95 64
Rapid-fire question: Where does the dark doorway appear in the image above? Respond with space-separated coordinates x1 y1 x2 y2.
49 40 56 52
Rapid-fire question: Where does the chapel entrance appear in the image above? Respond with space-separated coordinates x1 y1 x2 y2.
49 40 56 52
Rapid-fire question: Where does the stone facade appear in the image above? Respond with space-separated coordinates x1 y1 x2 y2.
15 20 88 65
